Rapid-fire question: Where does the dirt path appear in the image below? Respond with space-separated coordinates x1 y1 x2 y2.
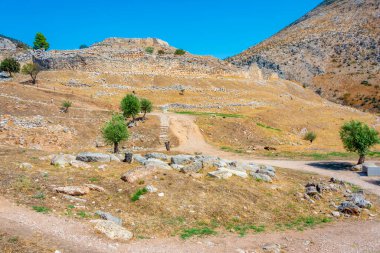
165 112 380 197
1 196 380 253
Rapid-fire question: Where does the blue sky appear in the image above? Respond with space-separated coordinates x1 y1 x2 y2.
3 0 322 58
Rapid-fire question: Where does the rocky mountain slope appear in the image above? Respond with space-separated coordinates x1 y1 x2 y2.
227 0 380 111
31 38 244 79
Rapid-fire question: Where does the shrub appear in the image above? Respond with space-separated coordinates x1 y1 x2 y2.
174 49 186 55
0 58 20 77
140 98 153 119
79 44 88 49
157 49 165 55
21 63 41 84
61 100 72 113
145 47 154 54
120 94 141 120
102 114 129 153
340 120 380 164
131 188 148 202
33 32 49 50
304 131 317 143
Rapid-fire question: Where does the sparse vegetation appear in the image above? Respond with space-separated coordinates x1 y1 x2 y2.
304 131 317 143
180 227 217 239
340 120 380 164
176 111 244 118
21 63 41 85
157 49 165 55
0 58 20 77
32 206 49 213
61 100 72 113
79 44 88 49
276 216 332 231
120 94 141 121
131 188 148 202
145 47 154 54
33 32 49 50
174 49 186 55
256 122 281 131
102 114 129 153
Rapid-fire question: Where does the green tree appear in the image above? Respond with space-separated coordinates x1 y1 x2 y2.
140 98 153 119
21 63 41 85
340 120 380 164
61 101 72 113
304 131 317 143
33 32 49 50
102 114 129 153
174 49 186 55
0 58 20 77
120 94 141 121
79 44 88 49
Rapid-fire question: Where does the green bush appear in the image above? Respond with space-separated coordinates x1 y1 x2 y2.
304 131 317 143
131 188 148 202
61 101 72 113
174 49 186 55
0 58 20 77
102 114 129 153
157 49 165 55
79 44 88 49
340 120 380 164
145 47 154 54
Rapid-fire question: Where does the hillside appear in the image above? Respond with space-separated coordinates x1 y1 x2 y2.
227 0 380 112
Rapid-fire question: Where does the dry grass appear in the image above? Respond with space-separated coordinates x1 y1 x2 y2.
0 232 52 253
0 147 378 239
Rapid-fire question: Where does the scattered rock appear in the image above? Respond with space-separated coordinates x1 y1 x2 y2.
63 194 87 203
331 211 341 217
171 164 184 170
92 220 133 241
53 186 90 196
338 201 361 215
219 167 248 178
51 154 76 167
145 185 157 193
351 164 362 171
76 152 112 162
145 153 169 161
19 162 33 169
262 243 281 253
158 192 164 197
98 164 107 171
251 172 272 182
85 184 106 192
208 170 233 179
180 161 203 173
144 158 171 170
171 155 194 165
121 166 158 183
349 193 372 208
95 211 122 225
133 154 147 165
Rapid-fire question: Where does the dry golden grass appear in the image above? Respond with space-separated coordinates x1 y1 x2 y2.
0 147 378 239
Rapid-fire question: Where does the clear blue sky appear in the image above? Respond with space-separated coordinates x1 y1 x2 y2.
3 0 322 59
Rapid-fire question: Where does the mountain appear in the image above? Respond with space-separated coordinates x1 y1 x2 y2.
0 34 29 50
227 0 380 112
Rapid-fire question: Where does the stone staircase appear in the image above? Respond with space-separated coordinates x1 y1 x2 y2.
159 114 169 144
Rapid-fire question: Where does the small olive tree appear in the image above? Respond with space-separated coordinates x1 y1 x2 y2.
0 58 20 77
102 114 129 153
340 120 380 164
120 94 141 121
61 100 72 113
140 98 153 119
174 49 186 55
21 63 41 85
304 131 317 143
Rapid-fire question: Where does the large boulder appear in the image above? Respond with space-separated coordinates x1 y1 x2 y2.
180 161 203 173
251 172 272 182
76 152 112 162
145 153 169 161
133 154 147 165
170 155 194 165
219 167 248 178
121 166 158 183
92 220 133 241
53 186 90 196
349 194 372 209
208 170 233 179
95 211 122 225
144 158 171 170
51 154 76 167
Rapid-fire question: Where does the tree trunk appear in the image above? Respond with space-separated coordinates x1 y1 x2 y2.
357 154 365 165
8 71 12 77
114 142 119 153
143 111 146 119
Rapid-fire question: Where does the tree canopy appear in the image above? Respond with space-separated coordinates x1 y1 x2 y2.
21 63 41 84
0 58 20 77
33 32 49 50
140 98 153 118
120 94 141 120
102 114 129 153
340 120 380 164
